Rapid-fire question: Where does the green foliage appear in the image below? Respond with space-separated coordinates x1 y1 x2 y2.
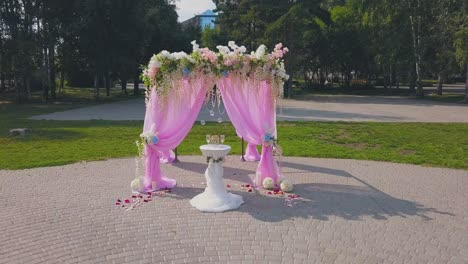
454 27 468 67
0 0 184 101
201 26 226 50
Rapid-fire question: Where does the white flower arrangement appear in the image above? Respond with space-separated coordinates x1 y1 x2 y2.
140 131 159 145
132 140 146 193
280 179 294 192
141 41 290 102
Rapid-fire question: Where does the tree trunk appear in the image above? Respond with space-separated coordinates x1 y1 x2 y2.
345 71 351 88
464 64 468 103
48 42 56 99
14 74 20 103
409 69 416 95
0 49 5 92
42 46 49 101
60 70 65 96
94 73 100 100
105 70 110 96
121 79 128 95
0 66 5 92
437 73 443 96
25 77 31 101
133 74 139 95
383 74 389 94
409 14 424 97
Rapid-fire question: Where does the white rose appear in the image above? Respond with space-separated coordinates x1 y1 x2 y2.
186 56 196 64
149 56 161 68
161 50 170 58
191 40 199 51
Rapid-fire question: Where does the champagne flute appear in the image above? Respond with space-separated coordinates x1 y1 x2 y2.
220 135 225 144
206 134 211 144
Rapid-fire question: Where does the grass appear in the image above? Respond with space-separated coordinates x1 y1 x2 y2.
425 94 466 104
0 86 144 105
1 103 467 170
291 86 412 97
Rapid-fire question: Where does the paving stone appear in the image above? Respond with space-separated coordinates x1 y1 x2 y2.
0 156 466 263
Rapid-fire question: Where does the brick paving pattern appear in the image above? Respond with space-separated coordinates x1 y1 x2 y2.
1 156 467 263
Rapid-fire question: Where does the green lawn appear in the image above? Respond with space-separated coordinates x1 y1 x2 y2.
1 103 467 170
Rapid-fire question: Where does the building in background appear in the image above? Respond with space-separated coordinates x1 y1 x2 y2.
181 10 217 30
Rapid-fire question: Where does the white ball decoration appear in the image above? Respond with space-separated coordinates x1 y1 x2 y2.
131 177 144 193
277 177 284 186
280 179 294 192
262 177 275 190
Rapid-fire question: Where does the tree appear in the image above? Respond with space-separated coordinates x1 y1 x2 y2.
454 27 468 102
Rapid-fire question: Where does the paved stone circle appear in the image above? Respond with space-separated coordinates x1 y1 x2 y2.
1 156 467 263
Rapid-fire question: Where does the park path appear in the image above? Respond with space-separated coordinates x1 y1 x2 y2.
30 95 468 123
0 156 467 263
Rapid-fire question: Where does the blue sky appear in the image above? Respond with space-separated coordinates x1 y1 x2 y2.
176 0 216 22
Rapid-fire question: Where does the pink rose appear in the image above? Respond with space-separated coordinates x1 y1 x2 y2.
275 43 283 50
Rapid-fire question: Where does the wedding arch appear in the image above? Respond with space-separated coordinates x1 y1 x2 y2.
136 41 289 192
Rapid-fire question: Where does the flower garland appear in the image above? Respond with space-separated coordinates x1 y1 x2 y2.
263 133 283 156
206 156 225 164
141 41 289 103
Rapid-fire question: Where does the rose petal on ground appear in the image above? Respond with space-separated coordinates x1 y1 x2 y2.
125 199 130 203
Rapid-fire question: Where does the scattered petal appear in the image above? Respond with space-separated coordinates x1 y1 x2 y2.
267 191 272 195
226 184 231 188
115 202 121 206
245 184 251 188
117 199 122 202
125 199 130 204
131 195 137 198
248 189 253 193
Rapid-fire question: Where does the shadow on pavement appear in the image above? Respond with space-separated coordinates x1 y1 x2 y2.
168 160 454 223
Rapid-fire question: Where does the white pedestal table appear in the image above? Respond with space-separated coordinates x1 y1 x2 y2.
190 144 244 212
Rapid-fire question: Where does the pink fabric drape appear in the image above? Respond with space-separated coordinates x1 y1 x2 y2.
218 77 282 186
143 78 208 191
244 143 260 162
158 150 176 163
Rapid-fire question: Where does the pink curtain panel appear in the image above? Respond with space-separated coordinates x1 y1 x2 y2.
244 143 261 162
143 78 208 191
158 150 176 163
218 76 283 186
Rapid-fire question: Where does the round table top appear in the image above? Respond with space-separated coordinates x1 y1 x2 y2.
200 144 231 158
